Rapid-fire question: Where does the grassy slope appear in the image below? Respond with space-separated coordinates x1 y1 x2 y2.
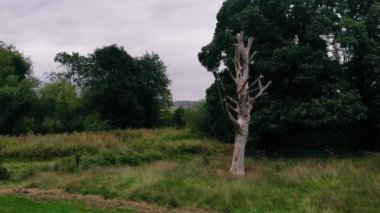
1 128 380 212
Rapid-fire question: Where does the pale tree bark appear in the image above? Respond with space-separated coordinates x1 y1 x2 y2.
214 32 271 175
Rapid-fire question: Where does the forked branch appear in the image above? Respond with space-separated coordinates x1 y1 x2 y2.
254 80 272 99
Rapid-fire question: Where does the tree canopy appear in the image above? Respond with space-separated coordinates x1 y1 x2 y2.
0 42 32 80
0 43 38 134
198 0 380 150
53 45 172 129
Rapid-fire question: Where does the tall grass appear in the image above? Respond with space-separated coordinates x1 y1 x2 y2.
19 153 380 212
0 129 221 160
1 129 379 212
0 128 227 175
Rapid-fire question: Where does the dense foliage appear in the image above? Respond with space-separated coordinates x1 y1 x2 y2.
0 43 173 134
0 42 39 134
198 0 380 150
54 45 172 129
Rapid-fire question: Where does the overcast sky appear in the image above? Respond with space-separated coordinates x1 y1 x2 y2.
1 0 223 100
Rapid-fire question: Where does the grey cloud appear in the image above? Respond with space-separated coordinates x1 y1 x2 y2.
1 0 222 100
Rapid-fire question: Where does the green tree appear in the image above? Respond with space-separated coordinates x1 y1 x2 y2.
0 42 39 134
54 45 172 129
53 52 91 89
0 42 31 80
338 0 380 148
84 45 142 128
38 79 82 133
198 0 370 150
136 53 172 127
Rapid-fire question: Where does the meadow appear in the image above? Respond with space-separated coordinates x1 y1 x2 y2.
0 128 379 212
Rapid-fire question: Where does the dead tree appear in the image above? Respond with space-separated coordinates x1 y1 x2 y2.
213 32 271 175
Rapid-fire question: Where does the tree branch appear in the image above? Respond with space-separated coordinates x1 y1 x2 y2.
247 37 254 53
226 95 238 105
248 87 260 94
214 71 227 92
248 74 264 90
249 51 258 62
213 70 239 127
236 32 243 44
214 77 227 116
224 101 239 127
254 81 272 99
224 99 238 113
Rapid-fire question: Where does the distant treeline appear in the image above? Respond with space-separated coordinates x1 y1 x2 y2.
173 101 200 109
0 42 185 134
194 0 380 151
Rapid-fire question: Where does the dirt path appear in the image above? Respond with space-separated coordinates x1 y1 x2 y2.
0 188 214 213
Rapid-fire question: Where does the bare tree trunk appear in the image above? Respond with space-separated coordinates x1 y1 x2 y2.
229 121 249 175
213 32 271 176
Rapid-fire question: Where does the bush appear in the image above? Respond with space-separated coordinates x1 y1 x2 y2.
82 113 110 131
41 118 63 133
0 166 10 180
54 155 82 172
157 109 173 127
185 101 209 134
173 107 186 129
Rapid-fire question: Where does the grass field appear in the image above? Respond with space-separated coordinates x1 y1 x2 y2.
0 129 379 212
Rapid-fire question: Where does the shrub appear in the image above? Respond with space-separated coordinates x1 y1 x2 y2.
185 101 212 135
82 113 110 132
173 107 186 129
0 166 10 180
54 156 79 172
17 166 36 180
157 109 173 127
41 118 63 133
